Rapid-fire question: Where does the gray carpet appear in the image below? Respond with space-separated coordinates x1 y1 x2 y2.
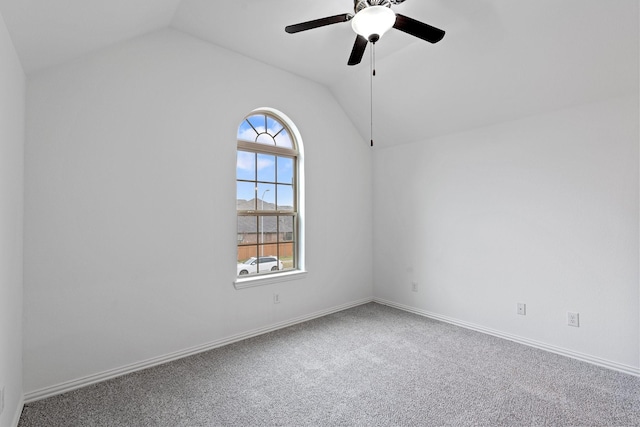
18 303 640 426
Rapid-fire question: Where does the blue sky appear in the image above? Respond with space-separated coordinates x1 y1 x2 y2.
237 115 293 149
237 149 294 209
236 114 296 208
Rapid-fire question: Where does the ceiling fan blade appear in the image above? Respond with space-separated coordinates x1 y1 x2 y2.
285 13 353 34
393 13 445 43
348 35 368 66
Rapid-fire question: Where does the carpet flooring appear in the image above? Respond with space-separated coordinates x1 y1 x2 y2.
18 303 640 426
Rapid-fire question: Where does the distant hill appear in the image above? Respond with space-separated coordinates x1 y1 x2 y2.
236 198 292 212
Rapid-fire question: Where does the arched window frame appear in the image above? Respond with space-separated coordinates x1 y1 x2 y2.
234 108 306 289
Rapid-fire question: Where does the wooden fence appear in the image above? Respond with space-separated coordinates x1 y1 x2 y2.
237 243 294 262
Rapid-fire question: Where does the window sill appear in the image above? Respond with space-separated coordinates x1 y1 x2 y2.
234 270 307 290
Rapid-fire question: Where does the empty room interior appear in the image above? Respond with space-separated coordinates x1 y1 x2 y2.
1 0 639 426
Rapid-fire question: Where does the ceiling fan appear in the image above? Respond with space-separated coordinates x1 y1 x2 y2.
285 0 445 66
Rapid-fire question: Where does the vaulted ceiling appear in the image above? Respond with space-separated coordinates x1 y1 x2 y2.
1 0 638 147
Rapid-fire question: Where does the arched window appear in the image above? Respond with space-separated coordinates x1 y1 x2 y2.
236 109 303 283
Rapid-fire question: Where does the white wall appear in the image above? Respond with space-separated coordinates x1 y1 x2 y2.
0 9 25 427
24 28 373 394
373 96 639 371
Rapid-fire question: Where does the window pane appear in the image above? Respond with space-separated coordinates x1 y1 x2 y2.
279 216 294 241
277 156 294 184
238 121 257 142
278 242 295 271
237 246 257 276
277 185 294 211
274 128 292 149
238 216 257 244
257 251 280 274
236 151 255 181
267 116 283 135
256 133 275 146
247 115 266 134
259 216 277 244
237 182 256 210
256 183 275 210
257 153 276 183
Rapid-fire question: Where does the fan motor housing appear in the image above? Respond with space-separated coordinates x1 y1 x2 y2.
354 0 392 14
354 0 406 12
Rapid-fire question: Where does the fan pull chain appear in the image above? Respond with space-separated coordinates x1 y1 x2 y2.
370 43 376 147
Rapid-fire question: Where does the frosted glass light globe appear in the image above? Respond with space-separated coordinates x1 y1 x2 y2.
351 6 396 42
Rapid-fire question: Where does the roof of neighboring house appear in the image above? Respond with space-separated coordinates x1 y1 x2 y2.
237 199 294 234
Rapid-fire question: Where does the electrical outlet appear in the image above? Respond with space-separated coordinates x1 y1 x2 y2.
517 303 526 316
273 293 280 304
567 312 579 327
411 281 418 292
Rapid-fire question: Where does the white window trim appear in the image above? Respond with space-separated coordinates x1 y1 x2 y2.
234 269 307 290
234 107 305 288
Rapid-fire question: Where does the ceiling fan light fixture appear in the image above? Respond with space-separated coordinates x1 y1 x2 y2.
351 6 396 43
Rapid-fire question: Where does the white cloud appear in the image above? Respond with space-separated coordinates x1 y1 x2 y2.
257 156 275 171
236 151 254 171
238 127 257 142
237 151 275 172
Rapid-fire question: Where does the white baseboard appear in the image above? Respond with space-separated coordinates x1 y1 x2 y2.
25 296 636 406
11 394 24 427
24 297 374 403
374 297 640 377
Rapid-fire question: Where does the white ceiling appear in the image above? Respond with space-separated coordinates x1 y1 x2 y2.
1 0 638 147
0 0 181 73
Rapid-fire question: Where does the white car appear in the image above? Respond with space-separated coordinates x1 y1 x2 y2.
237 256 283 275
